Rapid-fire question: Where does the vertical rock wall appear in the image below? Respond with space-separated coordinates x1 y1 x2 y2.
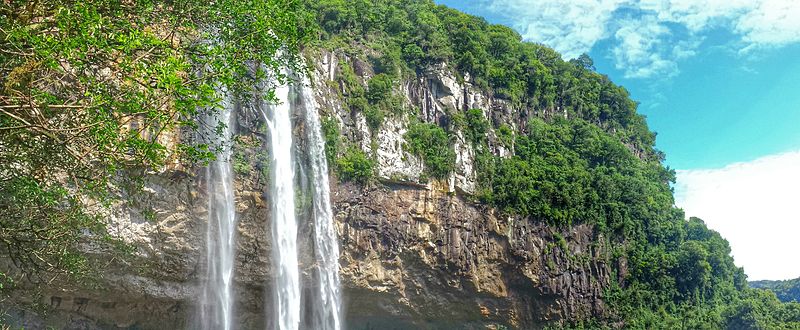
1 51 615 330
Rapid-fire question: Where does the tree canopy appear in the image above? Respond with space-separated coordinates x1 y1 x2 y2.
0 0 307 286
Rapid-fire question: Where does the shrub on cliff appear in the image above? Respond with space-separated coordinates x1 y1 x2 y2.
404 121 455 180
336 147 374 183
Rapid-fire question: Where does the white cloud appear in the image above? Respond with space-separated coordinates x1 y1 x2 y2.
484 0 629 59
479 0 800 79
639 0 752 32
675 151 800 280
611 15 678 78
736 0 800 51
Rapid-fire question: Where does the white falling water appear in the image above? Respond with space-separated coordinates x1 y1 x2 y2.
262 79 301 330
300 79 343 330
201 94 237 330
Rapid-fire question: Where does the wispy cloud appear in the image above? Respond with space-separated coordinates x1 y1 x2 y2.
736 0 800 52
640 0 752 32
484 0 628 59
611 15 677 78
479 0 800 79
675 151 800 280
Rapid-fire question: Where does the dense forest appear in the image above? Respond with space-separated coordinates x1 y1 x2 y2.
751 278 800 303
1 0 799 329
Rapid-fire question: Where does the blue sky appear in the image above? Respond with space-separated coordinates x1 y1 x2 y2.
436 0 800 280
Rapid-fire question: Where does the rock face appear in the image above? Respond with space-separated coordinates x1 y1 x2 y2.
2 51 614 329
374 117 424 182
334 182 611 329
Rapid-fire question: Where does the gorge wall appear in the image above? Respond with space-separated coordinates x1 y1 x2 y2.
2 51 616 330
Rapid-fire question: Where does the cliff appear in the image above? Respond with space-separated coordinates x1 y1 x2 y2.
2 49 618 329
6 1 797 329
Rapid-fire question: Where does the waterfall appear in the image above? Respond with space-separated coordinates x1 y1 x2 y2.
200 68 341 329
262 78 301 330
200 93 237 330
300 79 343 330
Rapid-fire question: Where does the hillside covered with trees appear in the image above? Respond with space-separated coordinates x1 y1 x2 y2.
303 0 800 328
752 278 800 303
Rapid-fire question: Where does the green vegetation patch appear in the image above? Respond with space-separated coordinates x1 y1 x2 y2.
751 277 800 303
336 147 375 183
404 121 456 180
321 117 341 166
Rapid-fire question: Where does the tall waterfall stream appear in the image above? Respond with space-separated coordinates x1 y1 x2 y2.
300 78 343 330
263 80 301 330
200 94 237 330
201 73 341 329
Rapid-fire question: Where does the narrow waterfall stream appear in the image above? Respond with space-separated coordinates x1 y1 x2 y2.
300 79 343 330
263 80 301 330
200 95 237 330
200 72 341 330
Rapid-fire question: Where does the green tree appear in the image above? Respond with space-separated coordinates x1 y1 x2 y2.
0 0 305 284
570 53 595 71
404 122 455 179
367 73 394 103
336 147 374 183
